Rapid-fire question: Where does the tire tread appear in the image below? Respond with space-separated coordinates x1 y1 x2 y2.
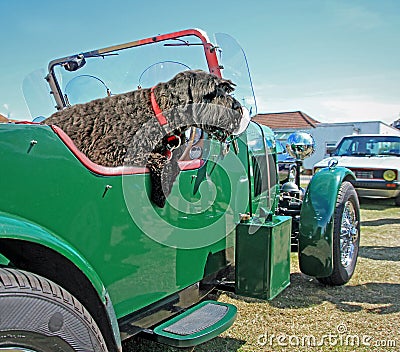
318 181 360 286
0 267 107 351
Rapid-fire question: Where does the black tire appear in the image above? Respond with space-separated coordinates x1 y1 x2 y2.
318 181 360 286
395 194 400 206
0 268 108 352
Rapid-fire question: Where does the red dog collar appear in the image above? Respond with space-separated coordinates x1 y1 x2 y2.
150 86 168 126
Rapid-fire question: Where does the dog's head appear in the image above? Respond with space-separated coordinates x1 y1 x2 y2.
156 70 245 140
135 70 250 208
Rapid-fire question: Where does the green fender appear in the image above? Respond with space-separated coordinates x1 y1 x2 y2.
298 166 355 277
0 210 121 351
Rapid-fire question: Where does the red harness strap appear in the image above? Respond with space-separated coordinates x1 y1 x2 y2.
150 86 168 126
151 86 180 160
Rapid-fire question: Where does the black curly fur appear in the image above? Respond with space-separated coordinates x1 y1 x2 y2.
44 70 243 207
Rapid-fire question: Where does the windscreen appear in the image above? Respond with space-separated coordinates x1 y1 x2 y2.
23 31 257 123
55 37 208 106
335 136 400 156
214 33 257 117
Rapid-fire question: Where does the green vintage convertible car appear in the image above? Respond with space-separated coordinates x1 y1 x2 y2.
0 29 360 351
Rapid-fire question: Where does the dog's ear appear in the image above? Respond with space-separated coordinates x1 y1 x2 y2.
186 71 236 103
217 78 236 94
164 70 236 105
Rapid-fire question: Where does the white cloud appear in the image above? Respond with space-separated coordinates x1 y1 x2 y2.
320 98 400 124
253 69 400 126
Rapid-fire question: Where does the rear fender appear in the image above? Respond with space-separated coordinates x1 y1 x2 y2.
299 167 355 277
0 211 105 293
0 211 121 351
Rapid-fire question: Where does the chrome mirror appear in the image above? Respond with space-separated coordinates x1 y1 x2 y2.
286 132 315 160
284 132 315 188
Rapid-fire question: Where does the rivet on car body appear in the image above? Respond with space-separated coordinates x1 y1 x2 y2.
102 185 112 198
27 140 38 153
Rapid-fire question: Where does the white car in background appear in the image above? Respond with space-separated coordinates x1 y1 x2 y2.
314 134 400 205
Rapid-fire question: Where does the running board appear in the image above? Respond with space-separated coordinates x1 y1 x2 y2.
141 300 237 348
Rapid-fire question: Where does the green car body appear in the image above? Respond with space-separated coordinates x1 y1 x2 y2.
0 29 359 351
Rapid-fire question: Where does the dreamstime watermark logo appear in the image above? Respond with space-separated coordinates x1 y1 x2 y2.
257 323 397 348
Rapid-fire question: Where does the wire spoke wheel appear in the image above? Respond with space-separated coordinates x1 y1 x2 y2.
340 200 359 268
318 181 360 286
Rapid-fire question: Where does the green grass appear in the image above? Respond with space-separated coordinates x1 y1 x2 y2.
123 198 400 352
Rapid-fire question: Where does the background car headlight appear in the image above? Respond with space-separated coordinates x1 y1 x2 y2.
383 169 396 181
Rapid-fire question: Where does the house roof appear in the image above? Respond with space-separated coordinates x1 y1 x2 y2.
253 111 320 130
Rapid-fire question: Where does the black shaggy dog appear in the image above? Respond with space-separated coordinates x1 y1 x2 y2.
44 70 243 207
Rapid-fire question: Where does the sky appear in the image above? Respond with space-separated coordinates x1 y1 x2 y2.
0 0 399 125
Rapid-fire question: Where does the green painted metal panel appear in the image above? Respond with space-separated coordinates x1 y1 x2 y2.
0 123 251 319
299 166 355 277
0 253 9 265
0 211 106 298
235 215 292 300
